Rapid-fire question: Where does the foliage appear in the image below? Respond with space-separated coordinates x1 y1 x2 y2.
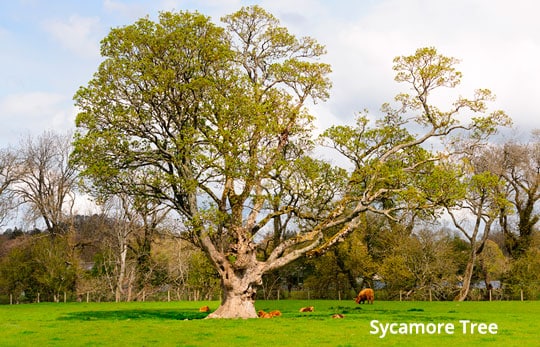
1 0 539 320
504 246 540 300
72 5 334 318
0 234 80 302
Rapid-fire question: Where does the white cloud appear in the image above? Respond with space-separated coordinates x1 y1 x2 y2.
2 0 539 150
284 0 540 134
0 92 75 145
42 15 101 59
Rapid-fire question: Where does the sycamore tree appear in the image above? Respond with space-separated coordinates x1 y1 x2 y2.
72 5 509 318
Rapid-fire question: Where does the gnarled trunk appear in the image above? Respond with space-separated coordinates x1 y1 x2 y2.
206 265 262 319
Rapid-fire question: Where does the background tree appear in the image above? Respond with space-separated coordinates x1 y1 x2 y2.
496 135 540 258
445 159 510 301
0 236 34 302
503 231 540 300
14 131 77 235
477 239 508 298
0 147 20 227
30 234 80 302
72 5 509 317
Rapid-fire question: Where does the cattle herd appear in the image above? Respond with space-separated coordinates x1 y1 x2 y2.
199 288 374 319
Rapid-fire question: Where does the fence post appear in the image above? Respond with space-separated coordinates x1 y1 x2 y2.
399 291 402 302
10 293 13 305
521 289 524 301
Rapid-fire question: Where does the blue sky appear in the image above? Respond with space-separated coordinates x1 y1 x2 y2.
1 0 540 148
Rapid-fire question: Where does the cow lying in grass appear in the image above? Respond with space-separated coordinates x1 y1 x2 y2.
258 310 282 318
299 306 314 312
355 288 374 304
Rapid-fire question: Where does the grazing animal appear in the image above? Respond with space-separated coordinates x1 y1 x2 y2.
199 306 210 312
332 313 345 319
355 288 374 304
299 306 314 312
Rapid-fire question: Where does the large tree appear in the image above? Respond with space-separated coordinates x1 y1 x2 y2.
72 6 509 317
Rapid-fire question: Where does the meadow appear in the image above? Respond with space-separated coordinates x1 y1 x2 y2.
0 300 538 346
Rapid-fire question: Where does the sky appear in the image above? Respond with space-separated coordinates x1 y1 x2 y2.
1 0 540 149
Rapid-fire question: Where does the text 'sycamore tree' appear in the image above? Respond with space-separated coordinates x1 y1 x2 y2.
72 6 510 318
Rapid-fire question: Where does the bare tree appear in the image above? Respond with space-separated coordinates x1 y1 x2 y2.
97 193 170 302
496 135 540 257
14 131 77 234
0 147 20 226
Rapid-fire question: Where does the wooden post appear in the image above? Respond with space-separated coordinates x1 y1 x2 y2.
64 292 67 303
37 292 40 303
521 289 524 301
429 289 432 302
399 291 402 302
489 289 492 302
168 290 171 302
86 292 89 303
10 294 13 305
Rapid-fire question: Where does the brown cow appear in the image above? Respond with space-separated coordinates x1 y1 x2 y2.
258 310 282 318
299 306 314 312
355 288 374 304
258 310 273 318
269 310 282 317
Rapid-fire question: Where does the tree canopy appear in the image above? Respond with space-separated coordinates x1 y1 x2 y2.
72 7 510 318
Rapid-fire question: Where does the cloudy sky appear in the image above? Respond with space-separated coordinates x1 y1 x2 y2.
1 0 539 149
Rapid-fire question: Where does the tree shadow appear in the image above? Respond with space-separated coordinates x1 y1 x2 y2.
59 309 208 321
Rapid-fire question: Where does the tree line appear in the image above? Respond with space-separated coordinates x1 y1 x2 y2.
0 7 538 316
1 130 538 304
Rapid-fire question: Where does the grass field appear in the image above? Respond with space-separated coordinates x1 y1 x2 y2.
0 300 539 346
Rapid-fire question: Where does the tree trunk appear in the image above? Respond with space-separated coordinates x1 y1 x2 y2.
455 250 476 301
206 266 261 319
116 241 128 302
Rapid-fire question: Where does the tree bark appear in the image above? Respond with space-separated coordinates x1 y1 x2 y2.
206 267 261 319
455 249 476 301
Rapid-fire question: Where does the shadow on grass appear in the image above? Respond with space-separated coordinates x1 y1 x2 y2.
59 309 208 321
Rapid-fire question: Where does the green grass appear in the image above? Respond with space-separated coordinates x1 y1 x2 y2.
0 300 538 346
